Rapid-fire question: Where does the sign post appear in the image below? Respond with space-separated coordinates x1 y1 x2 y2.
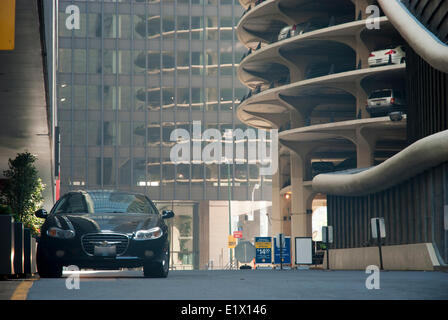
322 226 333 270
274 235 291 269
228 235 237 249
275 234 285 270
371 218 386 270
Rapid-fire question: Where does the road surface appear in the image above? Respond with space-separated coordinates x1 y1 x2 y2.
3 269 445 300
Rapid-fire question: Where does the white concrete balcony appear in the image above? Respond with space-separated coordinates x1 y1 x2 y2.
237 63 406 130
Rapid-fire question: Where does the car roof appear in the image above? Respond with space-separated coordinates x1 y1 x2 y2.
67 189 149 198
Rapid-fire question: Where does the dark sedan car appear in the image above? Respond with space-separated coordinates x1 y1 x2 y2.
35 190 174 278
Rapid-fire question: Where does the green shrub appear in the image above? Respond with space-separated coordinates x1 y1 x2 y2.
0 152 45 236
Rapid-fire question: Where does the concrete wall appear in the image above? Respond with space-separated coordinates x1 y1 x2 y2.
208 201 231 270
323 243 441 271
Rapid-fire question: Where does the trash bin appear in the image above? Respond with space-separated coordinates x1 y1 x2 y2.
14 222 24 276
0 215 15 276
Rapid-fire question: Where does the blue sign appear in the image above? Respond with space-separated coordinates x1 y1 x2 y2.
255 237 272 264
273 236 291 264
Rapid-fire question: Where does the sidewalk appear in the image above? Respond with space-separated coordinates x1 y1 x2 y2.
0 275 38 300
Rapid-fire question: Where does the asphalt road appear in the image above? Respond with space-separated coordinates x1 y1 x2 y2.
11 269 447 300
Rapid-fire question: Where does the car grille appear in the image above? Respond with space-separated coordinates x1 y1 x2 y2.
81 233 129 256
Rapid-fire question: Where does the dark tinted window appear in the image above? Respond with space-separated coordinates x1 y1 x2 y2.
53 191 157 214
369 90 392 99
53 193 88 214
87 191 157 214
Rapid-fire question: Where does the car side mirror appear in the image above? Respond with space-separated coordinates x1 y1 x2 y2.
162 210 174 219
35 208 48 219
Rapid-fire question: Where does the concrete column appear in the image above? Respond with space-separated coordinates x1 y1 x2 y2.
356 127 376 168
333 82 368 120
290 153 313 265
356 85 369 119
351 0 376 20
271 163 283 236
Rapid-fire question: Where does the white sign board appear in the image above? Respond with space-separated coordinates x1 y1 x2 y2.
322 226 333 243
294 237 312 265
371 218 386 239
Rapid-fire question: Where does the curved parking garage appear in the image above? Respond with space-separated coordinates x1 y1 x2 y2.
237 0 355 48
237 63 406 129
234 0 448 270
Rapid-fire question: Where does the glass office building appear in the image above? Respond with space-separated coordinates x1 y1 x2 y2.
56 0 272 269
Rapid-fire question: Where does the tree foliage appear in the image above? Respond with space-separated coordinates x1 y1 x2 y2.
1 152 45 235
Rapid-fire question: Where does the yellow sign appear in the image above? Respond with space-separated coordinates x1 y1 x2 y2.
0 0 15 50
255 241 272 249
228 235 236 248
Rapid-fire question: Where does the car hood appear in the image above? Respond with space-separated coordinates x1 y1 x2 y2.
47 213 161 235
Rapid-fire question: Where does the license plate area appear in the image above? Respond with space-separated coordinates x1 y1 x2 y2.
94 245 117 257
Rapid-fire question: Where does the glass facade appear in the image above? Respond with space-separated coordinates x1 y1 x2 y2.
57 0 272 269
57 0 271 201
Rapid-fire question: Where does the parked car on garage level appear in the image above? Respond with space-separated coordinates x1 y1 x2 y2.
35 190 174 278
277 19 328 41
368 45 406 67
366 89 406 116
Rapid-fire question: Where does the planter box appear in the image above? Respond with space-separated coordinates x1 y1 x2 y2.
24 229 37 275
14 222 24 275
0 215 15 275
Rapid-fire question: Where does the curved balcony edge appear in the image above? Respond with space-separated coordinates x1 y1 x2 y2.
312 129 448 196
378 0 448 74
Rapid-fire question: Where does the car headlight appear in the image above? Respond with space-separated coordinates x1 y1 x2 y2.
47 227 75 239
134 227 163 240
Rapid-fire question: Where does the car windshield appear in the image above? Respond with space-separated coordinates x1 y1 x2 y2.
369 90 392 99
53 191 157 214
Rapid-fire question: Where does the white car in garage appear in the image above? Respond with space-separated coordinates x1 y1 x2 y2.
368 45 406 67
366 89 406 116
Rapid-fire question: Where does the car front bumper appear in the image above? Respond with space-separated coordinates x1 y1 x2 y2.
39 236 167 269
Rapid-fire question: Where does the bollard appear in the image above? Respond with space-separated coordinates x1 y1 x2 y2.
0 215 15 276
14 222 24 276
24 228 37 276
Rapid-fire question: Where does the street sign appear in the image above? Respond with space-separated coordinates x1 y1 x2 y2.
233 231 243 239
275 233 286 248
322 226 333 243
228 235 236 248
235 241 256 263
371 218 386 239
273 236 291 264
255 237 272 264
